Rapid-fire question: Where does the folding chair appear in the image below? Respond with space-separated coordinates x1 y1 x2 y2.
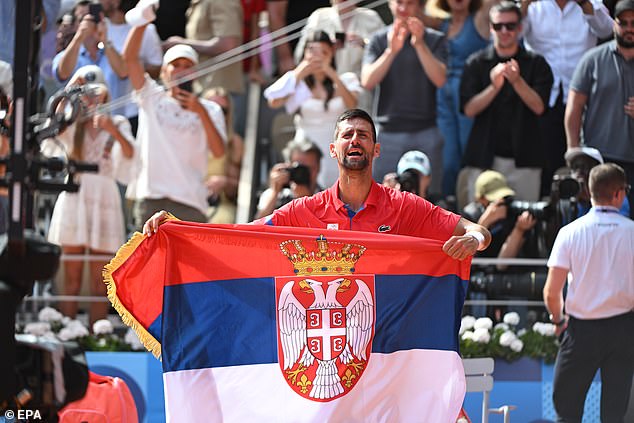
463 357 516 423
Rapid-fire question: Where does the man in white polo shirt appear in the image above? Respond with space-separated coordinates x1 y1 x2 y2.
543 163 634 423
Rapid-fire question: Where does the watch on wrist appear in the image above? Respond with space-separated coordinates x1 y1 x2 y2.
549 314 566 326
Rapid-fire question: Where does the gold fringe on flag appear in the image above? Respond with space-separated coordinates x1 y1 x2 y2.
102 213 179 359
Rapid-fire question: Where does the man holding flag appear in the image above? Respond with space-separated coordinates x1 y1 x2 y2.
130 109 490 422
144 109 491 257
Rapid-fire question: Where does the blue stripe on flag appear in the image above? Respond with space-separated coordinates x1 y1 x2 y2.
162 274 467 372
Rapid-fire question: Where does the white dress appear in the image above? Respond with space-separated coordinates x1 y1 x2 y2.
45 116 135 253
264 71 361 188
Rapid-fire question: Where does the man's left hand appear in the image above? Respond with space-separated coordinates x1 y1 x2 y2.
625 96 634 119
442 235 478 260
503 59 521 84
407 17 425 46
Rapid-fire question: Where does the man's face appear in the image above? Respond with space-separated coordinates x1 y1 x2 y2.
388 0 422 21
290 150 320 188
162 57 195 85
74 4 89 21
615 11 634 48
331 118 379 171
99 0 119 16
490 11 521 50
570 156 600 201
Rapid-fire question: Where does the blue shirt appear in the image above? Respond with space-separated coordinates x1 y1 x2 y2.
52 45 126 115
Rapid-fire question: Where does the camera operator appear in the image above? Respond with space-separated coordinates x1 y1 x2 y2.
463 170 541 322
463 170 538 266
564 146 630 219
255 139 323 219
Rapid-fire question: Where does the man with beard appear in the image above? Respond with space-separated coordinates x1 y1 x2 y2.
144 109 492 260
565 0 634 218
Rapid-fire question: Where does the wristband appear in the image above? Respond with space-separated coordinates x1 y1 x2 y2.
549 314 566 326
465 231 486 251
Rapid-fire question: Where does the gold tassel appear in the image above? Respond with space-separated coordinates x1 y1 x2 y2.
102 213 180 359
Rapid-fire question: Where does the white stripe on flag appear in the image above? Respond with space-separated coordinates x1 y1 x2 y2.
163 349 465 423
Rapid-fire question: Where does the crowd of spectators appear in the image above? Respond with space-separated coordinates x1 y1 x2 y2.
0 0 633 320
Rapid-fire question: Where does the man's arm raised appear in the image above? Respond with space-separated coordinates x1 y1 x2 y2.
122 24 149 91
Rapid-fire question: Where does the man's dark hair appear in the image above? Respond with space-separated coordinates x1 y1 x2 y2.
436 0 482 15
334 109 377 144
589 163 627 203
282 139 323 163
490 1 522 21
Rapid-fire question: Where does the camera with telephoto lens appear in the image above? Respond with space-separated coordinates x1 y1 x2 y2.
470 271 548 300
286 163 311 186
504 175 580 221
504 198 552 220
397 169 420 196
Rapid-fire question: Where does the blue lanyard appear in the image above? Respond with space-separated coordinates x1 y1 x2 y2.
594 207 619 214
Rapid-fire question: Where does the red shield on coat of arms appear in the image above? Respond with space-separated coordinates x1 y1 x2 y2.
306 308 347 361
275 274 376 402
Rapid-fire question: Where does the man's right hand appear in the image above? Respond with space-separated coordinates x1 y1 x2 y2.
75 15 96 43
387 19 408 55
489 63 506 90
269 163 291 193
143 210 169 237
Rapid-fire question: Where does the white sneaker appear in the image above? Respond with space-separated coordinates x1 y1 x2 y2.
125 0 159 27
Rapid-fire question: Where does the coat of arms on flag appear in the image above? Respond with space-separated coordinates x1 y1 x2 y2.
276 236 375 401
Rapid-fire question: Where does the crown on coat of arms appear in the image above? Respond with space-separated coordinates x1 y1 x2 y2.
279 235 366 276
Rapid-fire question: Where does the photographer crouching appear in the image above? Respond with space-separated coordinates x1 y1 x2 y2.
255 139 323 219
462 171 544 322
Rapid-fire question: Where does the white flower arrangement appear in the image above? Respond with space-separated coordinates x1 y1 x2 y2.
474 317 493 330
38 307 64 323
92 319 114 335
17 307 143 352
460 312 560 363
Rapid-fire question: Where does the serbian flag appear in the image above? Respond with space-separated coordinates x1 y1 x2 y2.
104 217 471 422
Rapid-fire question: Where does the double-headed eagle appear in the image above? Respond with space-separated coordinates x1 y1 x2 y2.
278 277 374 400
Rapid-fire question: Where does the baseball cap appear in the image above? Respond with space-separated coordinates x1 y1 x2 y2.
615 0 634 17
0 60 12 97
475 170 516 201
125 0 159 27
162 44 199 67
72 65 108 93
397 150 431 176
564 146 604 165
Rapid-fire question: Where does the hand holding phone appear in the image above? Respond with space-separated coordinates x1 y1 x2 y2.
89 3 103 24
178 80 193 93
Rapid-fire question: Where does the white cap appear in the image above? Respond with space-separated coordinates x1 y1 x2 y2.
162 44 199 66
397 150 431 176
0 60 12 97
72 65 108 92
125 0 159 27
564 147 604 165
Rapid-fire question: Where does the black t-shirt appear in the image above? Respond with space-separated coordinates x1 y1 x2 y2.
459 46 553 168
